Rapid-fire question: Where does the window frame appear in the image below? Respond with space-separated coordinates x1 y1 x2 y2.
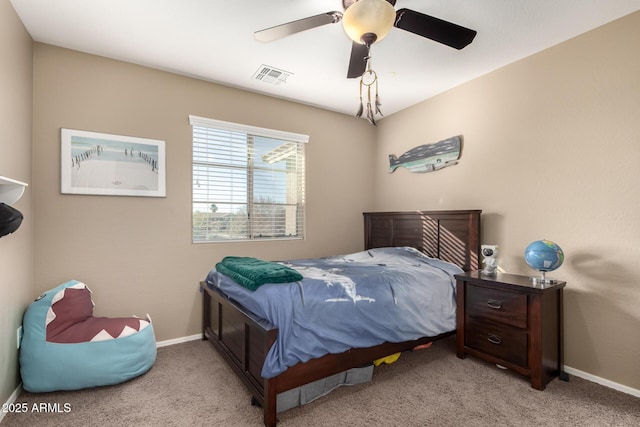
190 115 308 243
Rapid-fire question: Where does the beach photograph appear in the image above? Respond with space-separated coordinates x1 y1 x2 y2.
61 129 166 197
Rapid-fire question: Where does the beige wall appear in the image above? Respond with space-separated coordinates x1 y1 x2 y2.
0 2 34 404
375 12 640 390
32 44 376 343
4 3 639 403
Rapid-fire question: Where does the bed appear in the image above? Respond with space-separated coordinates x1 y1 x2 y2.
200 210 481 426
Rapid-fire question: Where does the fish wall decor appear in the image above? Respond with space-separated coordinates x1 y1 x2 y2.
389 135 462 173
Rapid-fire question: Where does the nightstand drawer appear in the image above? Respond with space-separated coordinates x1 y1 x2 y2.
466 318 528 367
466 285 527 329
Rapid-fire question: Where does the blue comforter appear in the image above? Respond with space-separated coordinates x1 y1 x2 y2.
205 247 462 378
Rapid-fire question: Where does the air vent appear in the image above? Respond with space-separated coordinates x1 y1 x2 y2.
252 65 293 86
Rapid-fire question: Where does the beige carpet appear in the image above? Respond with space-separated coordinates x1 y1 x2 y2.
3 336 639 426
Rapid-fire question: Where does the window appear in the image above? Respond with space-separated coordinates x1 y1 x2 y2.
190 116 307 242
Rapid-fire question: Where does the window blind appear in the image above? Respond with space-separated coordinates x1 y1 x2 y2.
190 116 307 242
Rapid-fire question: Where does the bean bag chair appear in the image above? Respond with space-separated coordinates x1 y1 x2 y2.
20 280 156 392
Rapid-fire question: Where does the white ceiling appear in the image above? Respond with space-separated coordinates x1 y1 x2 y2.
10 0 640 118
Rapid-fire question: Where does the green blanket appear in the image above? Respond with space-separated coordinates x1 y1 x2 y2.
215 256 303 291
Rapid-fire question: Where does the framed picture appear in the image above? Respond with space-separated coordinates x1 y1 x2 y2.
61 128 166 197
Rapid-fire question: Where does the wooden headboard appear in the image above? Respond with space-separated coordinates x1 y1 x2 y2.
363 210 481 271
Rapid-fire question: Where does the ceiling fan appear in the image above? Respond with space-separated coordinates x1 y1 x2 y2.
254 0 477 79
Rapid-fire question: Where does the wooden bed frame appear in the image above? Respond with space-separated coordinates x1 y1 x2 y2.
200 210 481 426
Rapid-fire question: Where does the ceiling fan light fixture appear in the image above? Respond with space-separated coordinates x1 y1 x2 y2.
342 0 396 45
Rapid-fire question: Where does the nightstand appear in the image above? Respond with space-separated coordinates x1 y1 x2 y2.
455 270 567 390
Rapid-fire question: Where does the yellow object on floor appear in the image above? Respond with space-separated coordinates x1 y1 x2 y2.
373 352 401 366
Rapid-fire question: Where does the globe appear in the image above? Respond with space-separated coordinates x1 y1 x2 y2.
524 240 564 283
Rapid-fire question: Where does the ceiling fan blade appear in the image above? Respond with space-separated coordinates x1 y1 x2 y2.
347 42 369 78
254 11 342 43
394 8 477 50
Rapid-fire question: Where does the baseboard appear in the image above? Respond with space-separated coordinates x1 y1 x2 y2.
0 383 23 424
564 365 640 398
155 333 202 348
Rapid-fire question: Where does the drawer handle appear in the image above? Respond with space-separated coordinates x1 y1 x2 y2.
487 333 502 345
487 299 502 309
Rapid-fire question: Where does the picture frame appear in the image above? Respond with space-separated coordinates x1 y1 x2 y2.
61 128 166 197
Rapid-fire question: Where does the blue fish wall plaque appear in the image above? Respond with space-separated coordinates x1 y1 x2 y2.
389 136 462 173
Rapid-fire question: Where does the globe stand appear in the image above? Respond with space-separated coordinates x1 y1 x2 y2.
530 270 560 286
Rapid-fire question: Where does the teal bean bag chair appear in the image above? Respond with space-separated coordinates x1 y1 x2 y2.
20 280 156 392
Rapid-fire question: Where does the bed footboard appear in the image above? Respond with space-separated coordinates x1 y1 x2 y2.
201 282 276 420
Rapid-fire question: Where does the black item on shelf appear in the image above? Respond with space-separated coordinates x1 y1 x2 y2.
0 203 23 237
